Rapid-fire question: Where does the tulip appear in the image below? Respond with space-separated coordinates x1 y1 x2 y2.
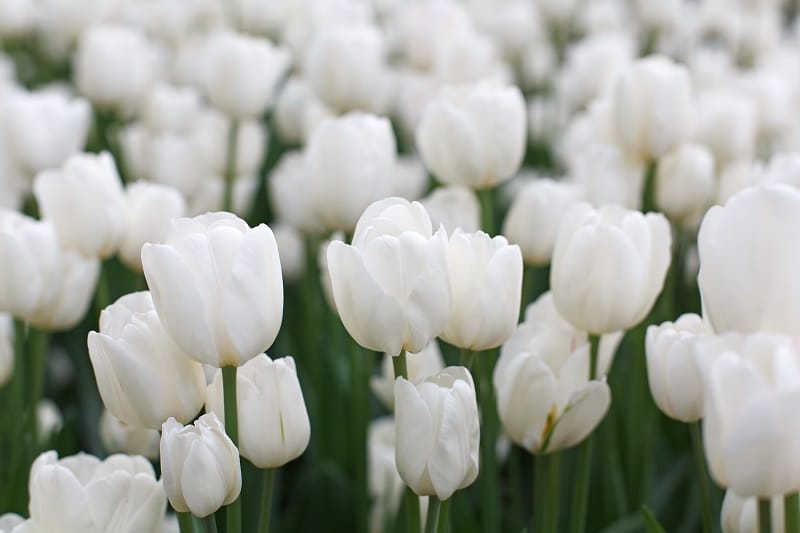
368 417 405 526
656 143 715 222
273 76 331 146
694 89 757 166
391 156 429 202
551 202 671 334
33 151 127 259
88 291 206 429
305 113 396 232
272 223 306 282
74 24 161 113
696 333 800 497
440 230 523 350
0 513 23 532
371 340 446 410
420 186 480 234
142 212 283 367
118 181 186 271
494 293 620 453
394 366 479 500
203 31 290 119
206 354 311 468
191 111 266 176
502 179 585 265
99 409 160 460
611 55 693 160
327 197 451 355
721 490 786 533
36 399 62 444
416 82 526 189
268 151 324 235
645 313 712 422
24 451 166 533
119 126 202 196
0 313 12 386
140 82 203 134
161 413 242 517
698 184 800 336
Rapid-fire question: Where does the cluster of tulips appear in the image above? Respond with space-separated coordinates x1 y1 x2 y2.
2 0 800 532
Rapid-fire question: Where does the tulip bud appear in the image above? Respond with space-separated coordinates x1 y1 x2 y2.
74 24 161 114
88 291 207 429
371 341 445 410
721 490 785 533
141 83 203 134
272 223 305 282
33 152 127 259
645 314 712 422
392 156 429 202
36 399 63 444
203 31 290 119
0 314 12 386
369 417 405 525
698 184 800 335
142 212 284 367
655 143 715 222
268 151 324 235
26 450 166 533
694 89 757 166
305 113 396 231
502 179 585 265
551 203 671 334
611 55 693 160
161 413 241 517
99 409 160 460
416 82 526 189
327 197 451 355
206 354 310 468
119 182 186 272
420 186 480 234
440 230 523 350
394 366 479 500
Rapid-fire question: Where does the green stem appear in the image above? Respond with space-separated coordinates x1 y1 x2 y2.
589 334 601 380
405 488 422 533
475 352 500 532
204 515 218 533
568 437 594 533
258 469 275 533
94 261 110 315
534 455 547 533
425 497 441 533
545 453 562 533
221 366 241 533
177 512 194 533
477 188 495 235
349 340 368 533
436 499 451 533
759 498 772 533
458 348 474 369
689 422 714 533
393 350 408 380
786 493 799 533
641 160 659 214
223 120 240 213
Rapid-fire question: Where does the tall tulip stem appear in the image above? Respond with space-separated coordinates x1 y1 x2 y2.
393 350 408 380
588 334 601 381
204 515 218 533
689 422 714 533
258 469 275 533
545 453 562 533
222 366 241 533
177 512 194 533
759 498 772 533
785 493 799 533
394 351 421 533
223 120 240 213
475 351 500 532
641 160 659 214
437 498 451 533
425 497 441 533
477 188 495 235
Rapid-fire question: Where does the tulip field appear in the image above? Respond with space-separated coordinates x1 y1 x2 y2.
2 1 800 532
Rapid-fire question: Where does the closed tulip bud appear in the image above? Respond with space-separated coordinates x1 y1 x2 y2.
0 314 12 386
272 223 305 282
551 203 671 334
36 399 63 444
645 314 712 422
696 333 800 497
698 184 800 335
142 212 283 367
392 156 429 202
273 77 329 146
268 151 323 235
206 354 310 468
119 182 186 272
371 341 445 410
502 179 585 265
160 413 242 517
369 417 404 519
721 491 785 533
441 230 523 350
25 451 166 533
203 31 290 119
327 197 451 355
611 55 693 160
2 89 90 177
394 366 479 500
656 143 715 222
141 83 202 134
416 82 526 189
694 89 757 166
495 293 620 453
306 113 396 232
99 409 160 460
34 152 127 259
88 291 206 429
305 25 386 113
420 186 480 234
74 24 162 114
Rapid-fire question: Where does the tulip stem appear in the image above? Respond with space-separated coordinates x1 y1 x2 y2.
405 488 422 533
177 512 194 533
546 453 562 533
437 498 450 533
204 515 218 533
477 188 495 235
568 437 594 533
689 422 713 533
258 469 275 533
393 350 408 380
425 497 441 533
588 334 600 380
759 498 772 533
221 366 241 533
223 120 240 213
785 493 799 533
641 160 659 214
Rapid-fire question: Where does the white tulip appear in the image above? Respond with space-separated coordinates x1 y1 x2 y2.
268 151 323 235
140 83 203 134
99 409 160 460
420 186 480 234
721 490 785 533
656 143 715 221
371 340 445 410
272 223 305 282
36 399 62 444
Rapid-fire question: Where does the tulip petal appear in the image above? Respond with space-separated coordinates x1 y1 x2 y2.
394 378 436 494
546 380 610 452
181 440 230 517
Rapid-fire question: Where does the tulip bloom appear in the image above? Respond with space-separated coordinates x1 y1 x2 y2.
327 197 451 355
551 202 671 334
99 409 160 460
161 413 242 517
394 366 479 500
88 291 206 429
206 354 311 468
141 212 283 367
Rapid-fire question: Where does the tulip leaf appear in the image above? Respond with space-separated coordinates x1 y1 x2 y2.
640 505 667 533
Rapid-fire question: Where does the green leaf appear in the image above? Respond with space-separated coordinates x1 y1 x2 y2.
641 505 667 533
